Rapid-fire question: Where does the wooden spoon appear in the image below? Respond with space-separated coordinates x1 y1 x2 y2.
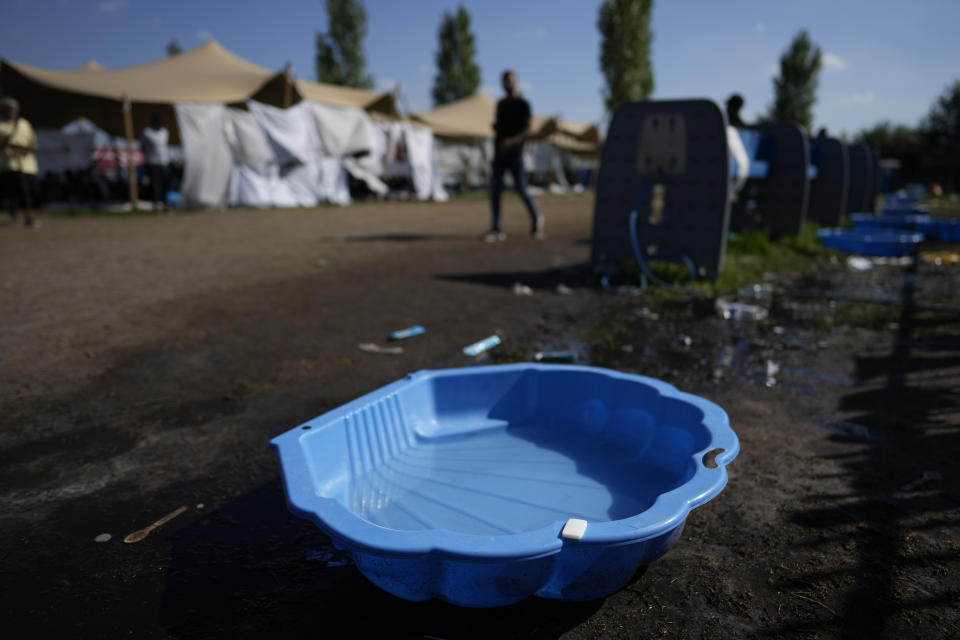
123 506 187 544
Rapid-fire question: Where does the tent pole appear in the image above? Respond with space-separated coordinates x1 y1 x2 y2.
122 95 138 207
283 62 293 108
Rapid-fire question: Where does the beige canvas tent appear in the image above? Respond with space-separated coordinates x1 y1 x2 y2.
412 93 600 153
0 41 397 142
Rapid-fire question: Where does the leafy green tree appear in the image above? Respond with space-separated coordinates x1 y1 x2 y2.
922 80 960 190
768 30 822 132
855 121 924 183
166 39 182 57
431 6 481 106
315 0 373 89
597 0 654 113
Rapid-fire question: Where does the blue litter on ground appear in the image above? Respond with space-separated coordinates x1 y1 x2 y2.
390 325 426 341
817 228 924 256
882 204 931 216
271 364 739 606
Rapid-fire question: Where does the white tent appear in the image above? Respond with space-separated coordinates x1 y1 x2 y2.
175 100 445 209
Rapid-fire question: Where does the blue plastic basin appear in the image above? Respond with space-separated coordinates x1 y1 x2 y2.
271 364 739 606
817 228 924 256
852 212 932 231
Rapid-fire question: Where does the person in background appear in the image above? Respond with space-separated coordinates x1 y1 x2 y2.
725 94 747 128
141 114 170 212
0 97 40 228
484 70 544 242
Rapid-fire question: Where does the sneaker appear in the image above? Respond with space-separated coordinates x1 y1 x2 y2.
482 230 506 243
531 214 545 239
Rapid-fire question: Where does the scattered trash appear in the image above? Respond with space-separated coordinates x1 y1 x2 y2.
307 549 351 567
555 283 574 296
900 471 942 492
919 251 960 266
676 335 692 349
358 343 403 355
765 360 780 388
822 421 872 442
196 503 205 509
716 299 770 321
123 506 188 544
739 283 774 302
390 325 425 340
533 350 578 363
620 344 635 354
846 256 873 272
463 334 501 356
870 256 914 266
773 326 785 335
512 282 534 296
94 533 112 543
634 307 660 321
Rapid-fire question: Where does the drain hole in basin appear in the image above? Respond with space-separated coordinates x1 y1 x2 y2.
702 448 724 468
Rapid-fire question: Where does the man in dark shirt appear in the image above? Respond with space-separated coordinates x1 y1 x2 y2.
484 70 544 242
725 94 747 127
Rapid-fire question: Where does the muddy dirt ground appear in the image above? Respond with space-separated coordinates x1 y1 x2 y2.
2 194 958 639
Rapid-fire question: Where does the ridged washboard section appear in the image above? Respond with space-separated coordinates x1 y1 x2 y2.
344 393 413 480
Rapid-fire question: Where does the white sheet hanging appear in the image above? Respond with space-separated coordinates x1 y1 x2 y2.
36 129 95 175
175 103 233 209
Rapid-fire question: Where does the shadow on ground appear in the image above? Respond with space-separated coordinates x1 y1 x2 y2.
437 263 593 292
159 480 603 640
770 260 960 638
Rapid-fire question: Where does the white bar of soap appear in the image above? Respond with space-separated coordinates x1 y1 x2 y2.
561 518 588 540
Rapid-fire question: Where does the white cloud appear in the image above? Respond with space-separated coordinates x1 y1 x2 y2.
755 22 766 33
519 82 533 94
835 91 876 106
822 52 848 71
97 0 126 12
418 63 431 76
196 30 214 42
767 62 779 78
480 85 499 97
513 27 546 39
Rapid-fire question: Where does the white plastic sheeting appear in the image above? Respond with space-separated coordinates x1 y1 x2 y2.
175 100 444 209
36 129 95 174
308 102 388 194
175 103 233 209
381 122 448 201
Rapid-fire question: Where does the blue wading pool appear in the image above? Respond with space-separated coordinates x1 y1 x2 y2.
271 364 739 607
817 228 924 257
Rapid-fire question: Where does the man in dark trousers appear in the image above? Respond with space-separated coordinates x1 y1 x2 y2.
484 70 544 242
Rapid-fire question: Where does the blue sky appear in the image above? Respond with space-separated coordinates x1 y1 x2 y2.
2 0 958 137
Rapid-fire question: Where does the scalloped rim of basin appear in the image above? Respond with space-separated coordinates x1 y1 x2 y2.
271 364 739 562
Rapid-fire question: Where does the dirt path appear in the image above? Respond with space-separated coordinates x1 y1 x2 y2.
1 195 958 639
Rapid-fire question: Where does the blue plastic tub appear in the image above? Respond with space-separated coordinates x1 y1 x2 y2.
817 228 924 256
882 204 931 216
272 364 738 606
930 219 960 243
852 212 931 232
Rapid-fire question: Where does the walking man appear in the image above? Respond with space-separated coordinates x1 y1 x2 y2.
484 70 544 242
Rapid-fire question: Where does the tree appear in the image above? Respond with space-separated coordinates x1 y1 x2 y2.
315 0 373 89
768 30 822 132
855 121 924 183
431 6 481 106
166 39 182 57
922 80 960 191
597 0 654 113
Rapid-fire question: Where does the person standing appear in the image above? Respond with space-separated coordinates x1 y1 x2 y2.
141 114 170 212
0 97 40 228
484 70 544 242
